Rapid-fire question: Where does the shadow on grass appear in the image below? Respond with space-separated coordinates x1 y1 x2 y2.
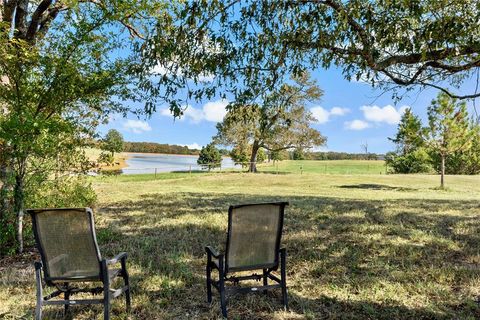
338 183 418 191
92 192 480 319
9 192 480 319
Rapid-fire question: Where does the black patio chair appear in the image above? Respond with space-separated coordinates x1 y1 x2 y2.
28 208 131 320
205 202 289 318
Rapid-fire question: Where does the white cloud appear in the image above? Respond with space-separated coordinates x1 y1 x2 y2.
330 107 350 116
122 119 152 134
160 99 228 123
203 100 229 122
310 106 331 124
183 106 205 123
160 108 173 117
311 106 350 124
182 143 202 150
344 120 370 130
360 105 409 125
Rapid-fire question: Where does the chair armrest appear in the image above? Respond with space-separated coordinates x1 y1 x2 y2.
106 252 128 265
205 246 222 258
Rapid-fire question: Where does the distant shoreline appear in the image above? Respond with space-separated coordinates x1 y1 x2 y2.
123 152 230 158
123 152 199 157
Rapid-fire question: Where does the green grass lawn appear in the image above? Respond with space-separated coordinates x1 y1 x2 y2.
2 172 480 319
258 160 386 175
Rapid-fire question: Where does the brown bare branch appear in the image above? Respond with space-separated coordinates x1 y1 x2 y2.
26 0 53 41
13 0 28 38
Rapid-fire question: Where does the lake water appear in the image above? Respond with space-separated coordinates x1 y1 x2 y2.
122 153 238 174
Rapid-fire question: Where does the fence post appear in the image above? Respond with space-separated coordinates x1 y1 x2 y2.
189 165 192 176
154 168 157 179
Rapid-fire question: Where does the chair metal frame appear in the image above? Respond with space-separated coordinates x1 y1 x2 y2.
205 202 288 318
28 208 131 320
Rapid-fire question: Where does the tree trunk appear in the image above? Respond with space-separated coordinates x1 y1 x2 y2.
440 154 445 189
13 167 26 253
0 161 9 221
249 141 260 173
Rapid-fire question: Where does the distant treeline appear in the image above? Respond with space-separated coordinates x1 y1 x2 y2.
123 142 200 155
305 151 383 161
123 142 384 160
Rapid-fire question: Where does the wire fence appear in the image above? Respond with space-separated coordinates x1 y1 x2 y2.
95 161 388 176
2 161 387 179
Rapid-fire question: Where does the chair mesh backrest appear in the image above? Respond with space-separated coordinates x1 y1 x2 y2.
29 208 101 281
226 203 286 271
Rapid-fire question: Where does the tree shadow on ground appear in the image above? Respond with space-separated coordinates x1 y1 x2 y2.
7 192 480 319
338 183 418 191
93 192 480 319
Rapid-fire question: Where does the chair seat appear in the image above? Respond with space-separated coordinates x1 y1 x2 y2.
50 269 121 284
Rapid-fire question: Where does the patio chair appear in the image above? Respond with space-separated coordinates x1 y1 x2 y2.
205 202 288 318
28 208 131 320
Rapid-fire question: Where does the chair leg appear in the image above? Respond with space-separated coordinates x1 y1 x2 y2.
101 260 111 320
64 286 70 316
218 258 227 318
206 260 212 303
34 263 43 320
219 277 227 318
262 269 268 295
280 249 288 310
121 258 131 313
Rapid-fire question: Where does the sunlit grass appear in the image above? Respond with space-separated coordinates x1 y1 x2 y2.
1 172 480 319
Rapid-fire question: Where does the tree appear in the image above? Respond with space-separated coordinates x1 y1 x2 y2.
431 122 480 175
256 148 266 163
389 109 425 154
292 149 305 160
98 151 114 166
0 0 166 252
360 142 369 160
140 0 480 117
229 144 250 168
214 73 326 172
387 108 432 173
103 129 124 157
426 93 473 188
197 143 222 171
270 150 288 163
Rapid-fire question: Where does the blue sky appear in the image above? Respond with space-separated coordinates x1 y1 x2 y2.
99 66 478 154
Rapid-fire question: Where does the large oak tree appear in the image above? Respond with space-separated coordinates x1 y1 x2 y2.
142 0 480 115
214 73 326 172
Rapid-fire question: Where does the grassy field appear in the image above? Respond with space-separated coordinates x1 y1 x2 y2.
259 160 386 175
2 172 480 319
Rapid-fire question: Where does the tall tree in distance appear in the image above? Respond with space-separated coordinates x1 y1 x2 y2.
197 143 222 171
103 129 124 157
229 144 250 168
387 109 431 174
215 73 326 172
389 109 425 154
426 93 473 188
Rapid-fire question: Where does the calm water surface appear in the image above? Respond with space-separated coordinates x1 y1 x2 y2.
122 153 238 174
